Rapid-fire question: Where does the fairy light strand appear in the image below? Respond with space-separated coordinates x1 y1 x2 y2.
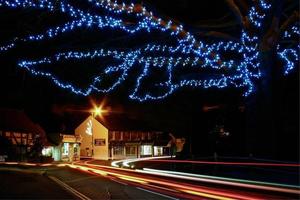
0 0 298 101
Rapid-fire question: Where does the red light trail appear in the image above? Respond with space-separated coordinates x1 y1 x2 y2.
143 159 300 167
1 161 299 199
74 161 299 199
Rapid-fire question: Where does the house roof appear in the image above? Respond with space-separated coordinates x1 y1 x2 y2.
0 108 46 137
95 114 159 132
49 113 163 135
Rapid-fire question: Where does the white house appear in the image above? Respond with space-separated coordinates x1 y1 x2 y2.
75 115 109 160
74 115 169 160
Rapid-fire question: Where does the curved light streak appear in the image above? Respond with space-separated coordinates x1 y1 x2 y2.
111 156 171 167
1 161 297 199
143 159 300 167
138 168 300 194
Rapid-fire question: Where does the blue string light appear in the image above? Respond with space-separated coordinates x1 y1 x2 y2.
278 21 300 75
0 0 298 101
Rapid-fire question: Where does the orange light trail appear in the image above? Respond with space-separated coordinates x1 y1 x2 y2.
71 163 266 200
80 160 300 194
0 161 295 200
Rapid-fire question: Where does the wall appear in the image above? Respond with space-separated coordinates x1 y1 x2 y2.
75 116 109 160
52 145 61 161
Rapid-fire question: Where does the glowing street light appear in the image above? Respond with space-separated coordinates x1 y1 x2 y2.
92 106 103 117
90 105 104 158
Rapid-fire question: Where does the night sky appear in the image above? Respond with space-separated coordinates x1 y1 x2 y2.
0 0 298 158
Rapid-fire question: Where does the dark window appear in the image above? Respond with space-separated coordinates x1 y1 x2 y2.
109 132 114 140
125 146 136 155
141 132 147 140
148 132 153 140
131 132 138 141
113 146 124 156
115 132 121 141
124 132 130 141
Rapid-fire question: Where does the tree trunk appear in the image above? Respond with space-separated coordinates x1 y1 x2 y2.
245 0 287 160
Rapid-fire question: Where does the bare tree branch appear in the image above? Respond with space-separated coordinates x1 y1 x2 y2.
283 0 299 14
195 31 239 41
280 11 299 33
192 20 239 29
261 17 280 51
225 0 247 28
235 0 249 12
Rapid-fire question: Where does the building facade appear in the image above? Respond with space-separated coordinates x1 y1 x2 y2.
0 108 47 161
75 116 109 160
74 116 169 160
43 134 81 162
109 131 167 160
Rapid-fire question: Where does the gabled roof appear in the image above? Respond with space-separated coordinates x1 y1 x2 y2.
57 113 162 134
0 108 46 136
95 114 159 132
75 115 108 133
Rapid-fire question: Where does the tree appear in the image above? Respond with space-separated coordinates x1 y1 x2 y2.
167 133 186 158
0 0 298 159
0 135 16 161
28 135 44 162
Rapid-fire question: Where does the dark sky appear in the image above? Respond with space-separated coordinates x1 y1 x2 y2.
0 0 298 157
0 0 240 126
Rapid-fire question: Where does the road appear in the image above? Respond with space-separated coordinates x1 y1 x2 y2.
0 165 174 200
74 160 300 200
1 160 299 200
45 165 173 199
0 169 74 199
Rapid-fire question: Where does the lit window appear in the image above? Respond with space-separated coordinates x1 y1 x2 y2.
74 144 78 154
154 146 163 156
14 133 21 137
42 147 52 156
141 145 152 155
62 143 69 155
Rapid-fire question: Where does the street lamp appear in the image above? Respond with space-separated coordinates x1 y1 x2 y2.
90 106 103 158
93 107 103 117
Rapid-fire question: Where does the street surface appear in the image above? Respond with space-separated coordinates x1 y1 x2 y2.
0 169 74 199
1 159 299 200
75 160 300 200
0 165 173 199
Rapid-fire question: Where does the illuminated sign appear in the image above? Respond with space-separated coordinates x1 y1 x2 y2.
62 135 76 143
94 139 106 146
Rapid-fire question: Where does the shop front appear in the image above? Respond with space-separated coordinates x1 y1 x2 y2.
125 143 139 158
60 134 81 162
42 134 81 162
